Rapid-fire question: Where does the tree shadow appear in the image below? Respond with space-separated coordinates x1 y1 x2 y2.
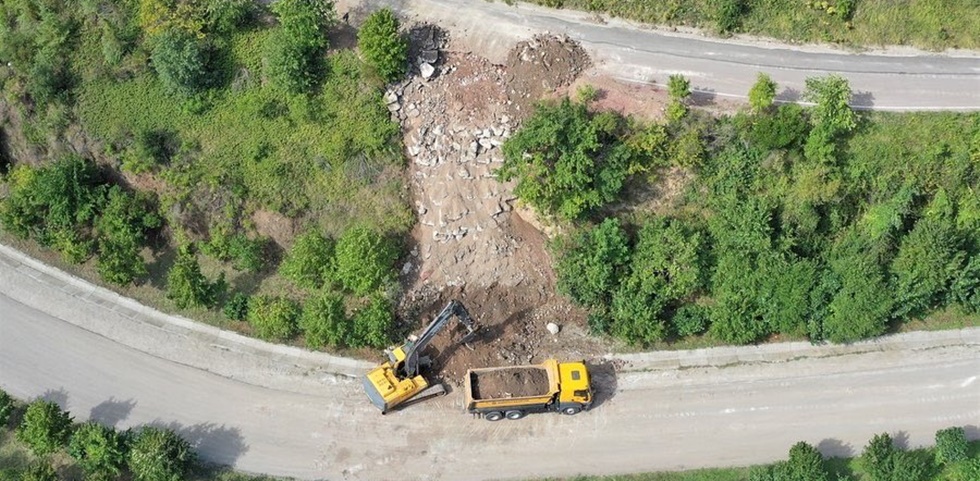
818 437 853 458
89 397 137 428
689 88 717 107
155 421 249 467
328 21 358 51
776 87 802 103
145 244 178 290
964 424 979 440
851 90 875 111
585 360 618 410
40 388 69 411
892 429 911 450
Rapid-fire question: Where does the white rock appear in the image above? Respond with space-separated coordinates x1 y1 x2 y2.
546 322 560 335
420 62 436 79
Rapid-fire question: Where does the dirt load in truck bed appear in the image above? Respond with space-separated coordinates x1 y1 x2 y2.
471 367 550 399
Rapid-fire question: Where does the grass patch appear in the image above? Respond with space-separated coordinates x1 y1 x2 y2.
531 0 980 50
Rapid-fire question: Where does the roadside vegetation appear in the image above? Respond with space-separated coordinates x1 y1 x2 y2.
4 387 976 481
0 389 285 481
0 1 411 350
501 75 980 347
525 0 980 50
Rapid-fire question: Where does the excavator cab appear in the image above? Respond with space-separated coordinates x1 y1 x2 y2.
363 300 478 413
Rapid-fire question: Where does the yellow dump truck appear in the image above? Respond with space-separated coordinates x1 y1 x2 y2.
463 359 592 420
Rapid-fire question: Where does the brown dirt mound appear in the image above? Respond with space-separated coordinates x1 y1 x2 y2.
471 367 550 399
504 34 591 118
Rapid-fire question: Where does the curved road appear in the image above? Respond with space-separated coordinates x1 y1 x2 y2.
1 244 978 480
340 0 980 110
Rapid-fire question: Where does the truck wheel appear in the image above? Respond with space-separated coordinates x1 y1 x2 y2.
485 411 504 422
505 410 525 420
562 406 581 416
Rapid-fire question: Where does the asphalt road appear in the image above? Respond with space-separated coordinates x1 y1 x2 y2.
1 244 978 480
339 0 980 110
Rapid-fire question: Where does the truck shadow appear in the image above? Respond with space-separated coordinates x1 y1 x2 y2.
586 360 618 410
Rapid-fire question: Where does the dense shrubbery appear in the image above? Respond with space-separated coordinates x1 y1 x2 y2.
166 245 225 309
16 400 73 456
498 98 651 220
538 75 980 346
264 0 335 93
247 295 301 341
128 426 194 481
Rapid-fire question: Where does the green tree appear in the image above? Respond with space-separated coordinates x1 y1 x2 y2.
96 187 162 286
785 441 829 481
890 216 964 319
279 230 335 289
301 291 348 348
68 422 128 481
16 400 73 456
555 218 630 308
265 0 335 93
128 427 194 481
0 389 14 427
166 245 223 309
950 255 980 313
803 74 855 163
20 460 58 481
822 232 893 343
357 8 407 82
672 304 710 337
151 28 208 96
748 72 777 112
247 296 301 341
935 426 968 464
333 226 399 295
498 98 638 219
667 74 691 101
350 293 394 348
862 433 897 481
749 104 809 151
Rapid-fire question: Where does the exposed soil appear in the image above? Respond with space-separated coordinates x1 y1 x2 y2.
387 27 608 387
470 366 550 399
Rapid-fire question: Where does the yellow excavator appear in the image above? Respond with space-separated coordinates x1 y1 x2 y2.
362 300 478 414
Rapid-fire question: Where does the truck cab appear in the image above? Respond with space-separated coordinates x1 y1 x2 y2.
555 361 592 414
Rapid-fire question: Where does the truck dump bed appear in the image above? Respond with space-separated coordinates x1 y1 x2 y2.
464 361 562 412
470 366 551 400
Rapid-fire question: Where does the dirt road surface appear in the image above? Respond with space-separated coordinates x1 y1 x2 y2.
338 0 980 111
2 243 978 480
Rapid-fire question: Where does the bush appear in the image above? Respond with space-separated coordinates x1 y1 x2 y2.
498 98 639 219
0 157 106 263
0 389 14 426
128 427 194 481
16 400 73 456
935 427 968 464
223 292 250 321
349 294 394 348
300 291 348 349
20 460 57 481
822 233 892 343
784 441 828 481
166 245 224 309
576 84 600 103
247 296 301 341
357 8 407 82
555 218 630 308
263 28 318 93
96 187 162 286
749 104 809 151
68 422 128 480
151 28 209 96
748 72 777 112
280 230 335 289
667 74 691 101
715 0 745 34
672 304 710 337
333 226 399 295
